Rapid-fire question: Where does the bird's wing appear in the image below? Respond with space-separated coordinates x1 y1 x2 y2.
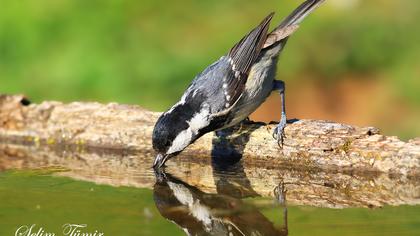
213 13 273 115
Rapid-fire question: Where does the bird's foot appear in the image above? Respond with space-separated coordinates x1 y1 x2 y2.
272 112 286 147
274 182 287 206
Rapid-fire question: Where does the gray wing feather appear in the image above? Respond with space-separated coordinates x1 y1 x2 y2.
187 13 274 117
229 12 274 74
220 13 274 111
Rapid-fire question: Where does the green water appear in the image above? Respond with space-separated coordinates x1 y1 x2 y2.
0 169 419 236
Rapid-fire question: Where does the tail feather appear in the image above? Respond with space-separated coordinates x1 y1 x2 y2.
264 0 325 49
277 0 325 29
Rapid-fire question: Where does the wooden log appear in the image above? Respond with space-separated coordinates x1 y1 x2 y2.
0 94 419 177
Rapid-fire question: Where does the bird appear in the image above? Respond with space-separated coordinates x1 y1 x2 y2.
153 170 288 235
152 0 325 168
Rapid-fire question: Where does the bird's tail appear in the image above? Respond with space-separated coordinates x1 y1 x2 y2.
263 0 325 48
277 0 325 29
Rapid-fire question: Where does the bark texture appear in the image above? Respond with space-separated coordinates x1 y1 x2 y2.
0 94 419 177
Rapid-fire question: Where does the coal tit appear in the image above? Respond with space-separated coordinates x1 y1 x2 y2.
153 0 325 168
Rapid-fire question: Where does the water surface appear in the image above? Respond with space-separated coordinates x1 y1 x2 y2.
0 143 419 235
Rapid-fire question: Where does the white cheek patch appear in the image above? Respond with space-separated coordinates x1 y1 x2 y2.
166 105 210 155
167 128 193 154
188 105 210 132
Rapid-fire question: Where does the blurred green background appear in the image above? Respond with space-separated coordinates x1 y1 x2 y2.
0 0 419 138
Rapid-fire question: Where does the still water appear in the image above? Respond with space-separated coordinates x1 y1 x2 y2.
0 143 419 236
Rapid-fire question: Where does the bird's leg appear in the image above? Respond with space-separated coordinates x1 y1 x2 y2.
274 182 287 205
272 80 287 147
274 182 288 234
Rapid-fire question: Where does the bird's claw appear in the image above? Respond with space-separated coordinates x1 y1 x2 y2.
273 126 285 147
272 112 287 147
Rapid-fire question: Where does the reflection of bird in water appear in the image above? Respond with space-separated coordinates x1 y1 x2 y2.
153 170 288 236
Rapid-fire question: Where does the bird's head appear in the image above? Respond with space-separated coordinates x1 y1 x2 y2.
152 104 201 168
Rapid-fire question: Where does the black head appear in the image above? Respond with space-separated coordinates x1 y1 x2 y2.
152 86 212 168
152 116 175 155
153 108 189 152
152 104 195 168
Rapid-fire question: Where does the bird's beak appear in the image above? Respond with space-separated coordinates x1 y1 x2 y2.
153 167 167 182
153 153 169 169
